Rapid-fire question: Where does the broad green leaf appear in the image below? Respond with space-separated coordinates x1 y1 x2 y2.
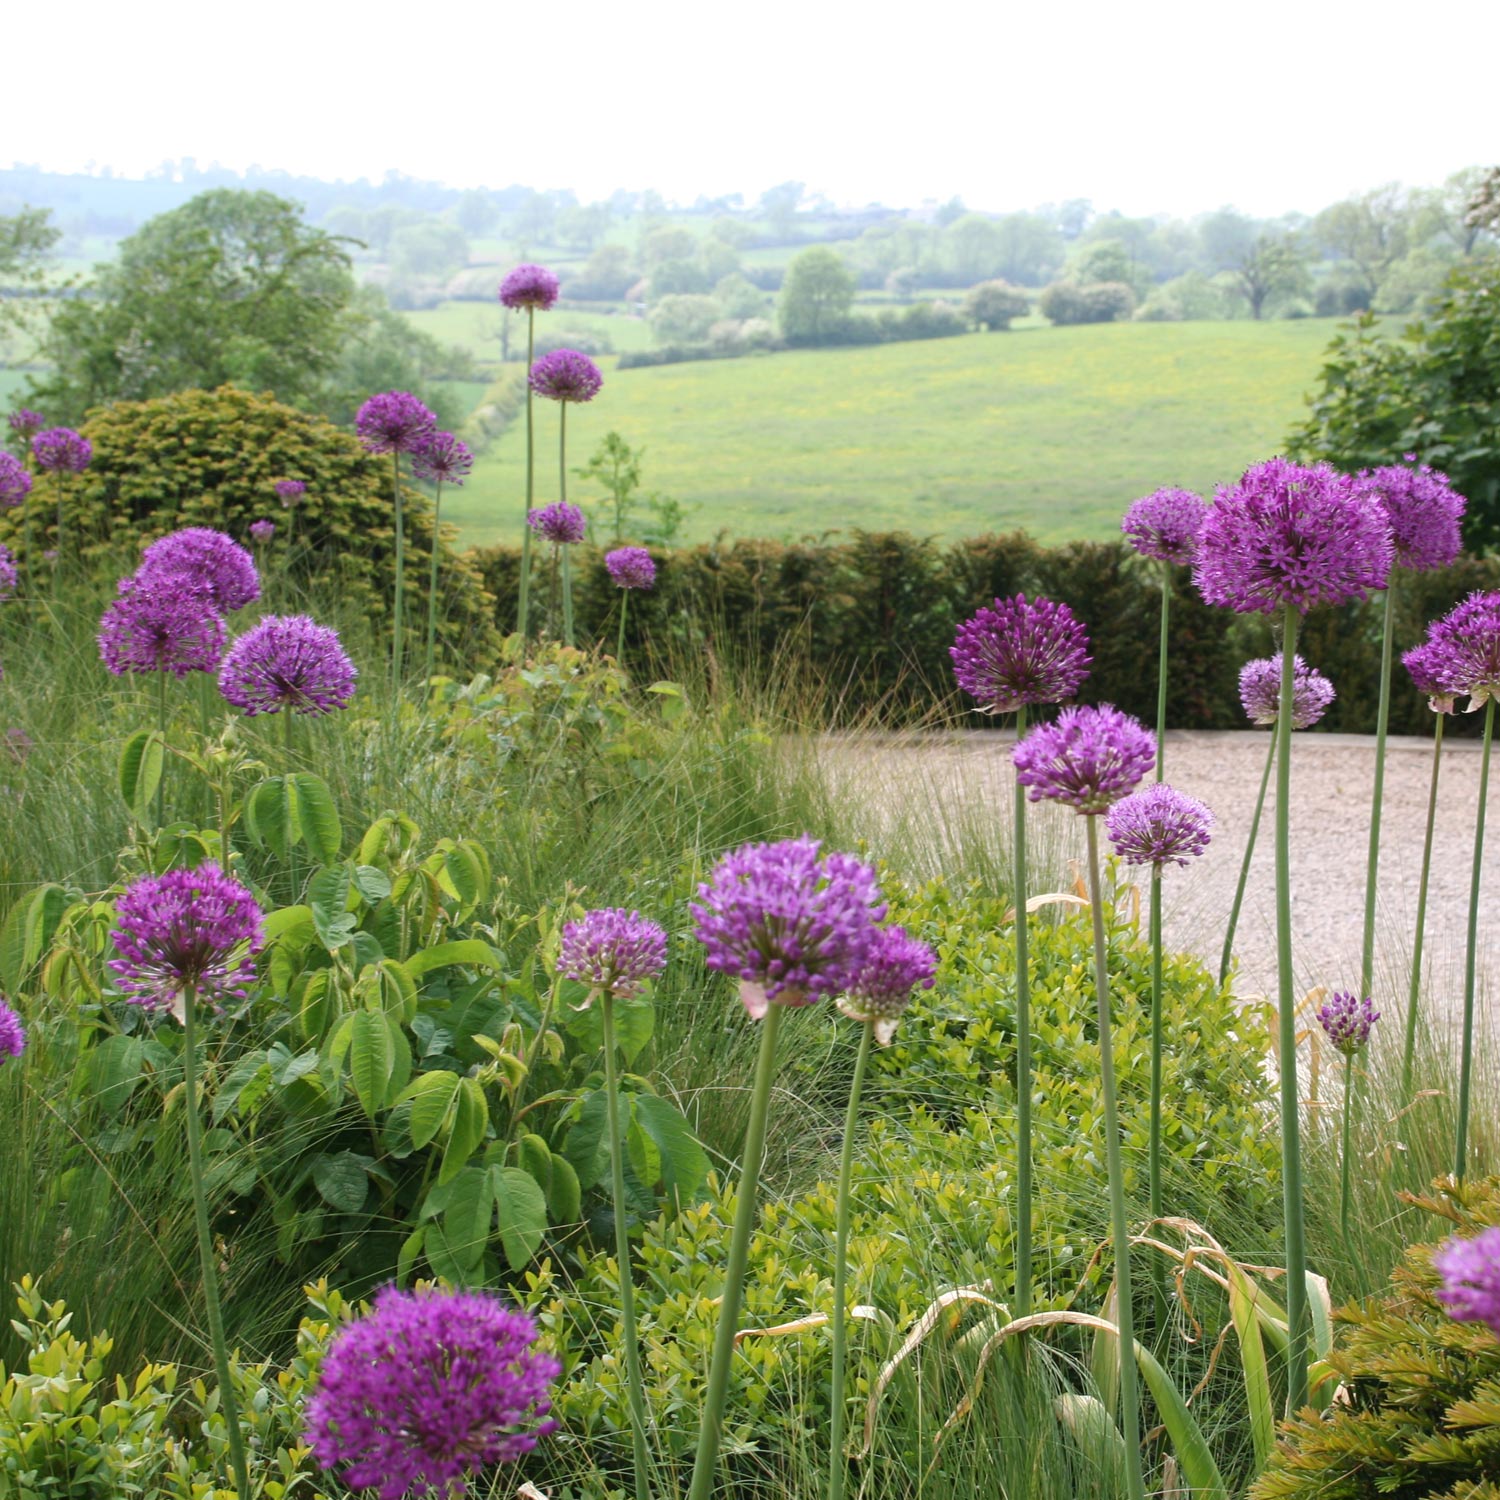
441 1165 492 1265
0 884 66 993
438 1076 489 1185
355 959 417 1024
396 1225 425 1284
89 1034 143 1116
118 729 165 827
546 1154 582 1225
309 865 357 952
311 1151 371 1213
632 1094 711 1205
352 864 392 905
398 1071 462 1151
625 1116 662 1193
245 776 296 859
424 1221 482 1286
566 992 654 1066
405 940 505 978
490 1165 548 1271
348 1009 395 1119
1132 1339 1229 1500
563 1090 609 1191
289 774 342 864
213 1050 272 1123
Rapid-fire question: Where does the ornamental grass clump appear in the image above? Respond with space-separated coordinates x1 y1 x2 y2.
528 500 587 643
1317 991 1379 1238
411 430 473 688
606 544 656 662
137 526 261 612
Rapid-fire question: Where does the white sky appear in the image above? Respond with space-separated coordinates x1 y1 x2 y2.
6 0 1498 217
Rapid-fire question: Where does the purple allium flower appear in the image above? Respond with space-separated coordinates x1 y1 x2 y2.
835 924 937 1044
1411 591 1500 709
1238 654 1337 729
0 452 31 507
1194 457 1393 615
1403 640 1458 715
137 527 260 612
1121 487 1209 565
529 349 604 404
98 576 227 679
1012 703 1155 814
606 546 656 590
1106 783 1215 868
249 519 275 545
1434 1227 1500 1339
0 997 23 1062
109 863 263 1020
558 908 669 1001
355 391 438 456
411 431 473 486
32 428 92 474
7 409 44 443
274 479 307 507
527 501 586 546
1356 458 1466 573
498 263 561 312
218 615 358 717
306 1285 560 1500
0 546 16 601
691 837 887 1018
950 593 1092 715
1316 990 1379 1056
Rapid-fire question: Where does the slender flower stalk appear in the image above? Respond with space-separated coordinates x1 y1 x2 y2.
1220 736 1275 987
528 503 585 642
412 432 473 688
607 547 656 664
1458 695 1495 1179
32 427 90 583
1316 991 1379 1239
1360 582 1397 999
560 406 574 645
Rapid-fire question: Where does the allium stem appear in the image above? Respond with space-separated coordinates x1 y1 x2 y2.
617 589 629 665
1220 734 1276 987
1361 582 1397 998
518 308 536 641
284 708 298 902
156 669 168 829
1148 866 1166 1330
1084 815 1146 1500
560 404 575 648
1403 712 1445 1096
181 983 251 1500
391 450 405 691
688 1002 786 1500
1339 1055 1355 1242
1012 704 1034 1322
828 1018 874 1500
1156 564 1170 781
424 478 444 691
601 994 655 1500
1456 694 1495 1180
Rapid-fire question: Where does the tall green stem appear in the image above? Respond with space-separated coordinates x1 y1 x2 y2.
1339 1056 1355 1242
560 403 575 647
1013 703 1033 1322
518 308 536 640
391 450 405 691
617 590 629 665
181 984 251 1500
688 1003 786 1500
1156 565 1171 781
1455 695 1495 1179
828 1020 874 1500
1220 734 1276 987
601 995 654 1500
424 478 444 691
1361 582 1397 998
156 670 168 829
284 709 297 902
1402 712 1446 1096
1084 816 1146 1500
1147 866 1166 1330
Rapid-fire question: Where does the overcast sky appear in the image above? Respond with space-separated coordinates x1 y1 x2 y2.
7 0 1497 217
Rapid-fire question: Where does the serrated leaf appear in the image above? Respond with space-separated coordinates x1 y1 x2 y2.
441 1165 492 1265
399 1071 462 1151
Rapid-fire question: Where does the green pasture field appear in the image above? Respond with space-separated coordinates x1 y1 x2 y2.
405 299 655 367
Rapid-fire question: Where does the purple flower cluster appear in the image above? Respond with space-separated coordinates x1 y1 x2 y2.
218 615 357 717
7 409 44 442
0 546 16 601
110 864 264 1018
1106 783 1214 868
1356 457 1466 573
498 263 561 311
529 349 604 404
274 479 307 507
558 908 669 999
31 427 91 474
1013 704 1155 814
411 431 473 486
0 997 24 1062
1121 487 1208 565
306 1286 560 1500
1405 591 1500 709
606 546 656 590
1238 654 1336 729
836 924 937 1044
355 392 438 456
249 519 276 544
1316 991 1379 1056
1194 458 1393 615
1434 1227 1500 1338
950 593 1092 715
0 452 31 507
138 528 260 612
691 837 887 1018
528 501 586 546
98 577 228 679
1403 641 1458 715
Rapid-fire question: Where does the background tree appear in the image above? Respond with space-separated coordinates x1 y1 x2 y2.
0 205 61 336
453 189 500 238
777 246 855 342
389 220 469 279
1314 185 1412 300
964 280 1030 330
650 294 722 346
557 202 612 251
568 245 636 301
759 181 805 239
1228 234 1308 319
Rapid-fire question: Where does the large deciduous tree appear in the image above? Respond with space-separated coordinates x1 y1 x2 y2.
0 205 62 337
1229 234 1308 319
777 247 856 342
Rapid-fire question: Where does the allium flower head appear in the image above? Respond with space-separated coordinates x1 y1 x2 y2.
1403 640 1457 715
836 925 937 1044
1434 1227 1500 1339
307 1285 559 1500
0 546 16 601
98 576 227 679
1106 783 1214 868
274 479 307 507
138 527 260 612
0 998 23 1062
1238 654 1336 729
1194 457 1393 615
1012 704 1155 814
218 615 358 717
606 546 656 590
32 427 92 474
0 452 31 507
1357 457 1466 573
109 863 263 1020
1316 990 1379 1056
558 908 668 1001
1121 487 1209 565
691 836 887 1018
7 409 44 442
498 263 561 311
951 593 1092 715
355 391 438 456
411 431 473 486
529 349 604 404
249 519 275 544
528 501 586 545
1411 591 1500 709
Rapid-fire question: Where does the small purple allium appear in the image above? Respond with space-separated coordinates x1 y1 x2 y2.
0 998 23 1062
1410 591 1500 709
1106 783 1215 868
249 519 275 545
529 349 604 404
836 924 937 1045
0 546 16 601
606 546 656 590
528 501 586 546
498 263 561 311
274 479 307 507
355 391 438 456
1012 704 1155 814
558 908 669 1001
951 593 1092 715
109 864 264 1020
1434 1227 1500 1339
411 431 474 486
218 615 358 717
138 527 260 612
691 837 887 1018
1403 640 1458 715
306 1286 560 1500
1316 990 1379 1056
1121 487 1209 565
98 576 227 679
31 427 91 474
1356 458 1466 573
1194 457 1393 615
1238 654 1336 729
0 452 31 507
8 409 44 443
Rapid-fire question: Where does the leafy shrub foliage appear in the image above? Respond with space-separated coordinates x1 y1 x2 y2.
1038 280 1137 325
